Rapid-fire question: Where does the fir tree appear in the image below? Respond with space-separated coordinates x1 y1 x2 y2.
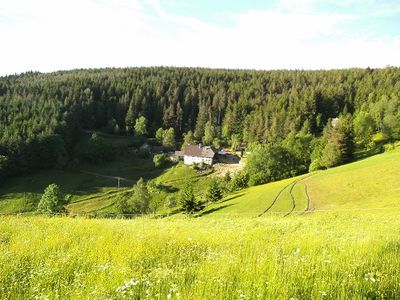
179 183 197 214
206 179 222 202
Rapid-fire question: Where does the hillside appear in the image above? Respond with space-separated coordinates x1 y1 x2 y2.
1 67 400 185
2 210 400 299
202 145 400 217
1 142 399 216
0 149 214 215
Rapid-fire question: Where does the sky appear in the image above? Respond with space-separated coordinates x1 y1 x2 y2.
1 0 400 75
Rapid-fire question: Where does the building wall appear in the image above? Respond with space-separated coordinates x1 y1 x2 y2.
184 156 213 165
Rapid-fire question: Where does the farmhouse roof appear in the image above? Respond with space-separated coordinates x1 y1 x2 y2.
183 144 217 158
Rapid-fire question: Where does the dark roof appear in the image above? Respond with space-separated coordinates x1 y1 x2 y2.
183 144 217 158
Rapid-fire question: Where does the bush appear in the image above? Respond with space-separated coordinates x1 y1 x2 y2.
37 184 65 213
153 153 168 168
0 155 9 183
165 196 177 209
228 171 249 191
116 178 151 215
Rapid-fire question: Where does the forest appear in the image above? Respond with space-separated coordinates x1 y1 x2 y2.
0 67 399 185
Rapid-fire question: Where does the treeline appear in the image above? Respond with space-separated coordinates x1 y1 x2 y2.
0 67 399 182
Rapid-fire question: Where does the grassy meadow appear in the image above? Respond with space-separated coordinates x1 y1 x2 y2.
1 139 400 298
0 156 212 215
1 212 400 299
202 145 400 217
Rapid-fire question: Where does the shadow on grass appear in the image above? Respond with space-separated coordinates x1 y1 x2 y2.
354 145 384 161
197 203 235 217
0 157 170 205
155 184 179 193
219 193 245 204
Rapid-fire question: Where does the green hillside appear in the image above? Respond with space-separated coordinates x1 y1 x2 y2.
202 145 400 217
2 210 400 299
1 140 399 217
0 156 213 215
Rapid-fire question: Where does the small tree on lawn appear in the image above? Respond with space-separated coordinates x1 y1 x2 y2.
37 183 64 213
179 183 197 214
206 179 222 202
117 178 151 215
130 178 151 214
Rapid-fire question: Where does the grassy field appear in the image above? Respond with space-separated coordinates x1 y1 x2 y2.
0 154 214 215
1 140 400 298
0 155 161 214
1 212 400 299
202 146 400 217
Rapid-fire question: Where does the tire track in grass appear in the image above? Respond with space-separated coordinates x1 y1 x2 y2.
283 181 297 217
257 180 295 217
301 182 314 215
284 174 315 217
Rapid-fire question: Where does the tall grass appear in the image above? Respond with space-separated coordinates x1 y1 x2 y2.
1 212 400 299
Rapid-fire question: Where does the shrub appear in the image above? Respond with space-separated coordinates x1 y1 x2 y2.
153 153 168 168
229 171 249 191
37 184 65 213
117 178 151 215
165 196 177 209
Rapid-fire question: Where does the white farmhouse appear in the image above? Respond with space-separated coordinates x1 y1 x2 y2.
181 144 217 165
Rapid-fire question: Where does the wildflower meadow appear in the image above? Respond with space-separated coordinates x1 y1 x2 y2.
1 211 400 299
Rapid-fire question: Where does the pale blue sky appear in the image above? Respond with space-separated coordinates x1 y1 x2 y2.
1 0 399 75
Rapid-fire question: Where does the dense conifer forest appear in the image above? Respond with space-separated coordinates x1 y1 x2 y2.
0 67 399 183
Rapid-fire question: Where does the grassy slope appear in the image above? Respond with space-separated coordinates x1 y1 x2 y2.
0 157 212 214
2 212 400 299
203 147 400 217
1 131 399 216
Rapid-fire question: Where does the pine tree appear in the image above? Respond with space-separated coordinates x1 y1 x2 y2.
202 120 217 145
206 179 222 202
125 101 137 134
179 183 197 213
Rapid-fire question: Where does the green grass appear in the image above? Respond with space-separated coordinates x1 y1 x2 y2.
1 140 400 298
0 156 214 214
203 146 400 217
2 144 399 217
0 155 166 214
1 212 400 299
